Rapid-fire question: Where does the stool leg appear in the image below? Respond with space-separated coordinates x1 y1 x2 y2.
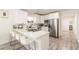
34 41 36 50
10 34 12 46
10 35 16 50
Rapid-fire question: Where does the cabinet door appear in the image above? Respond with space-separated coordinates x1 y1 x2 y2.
35 15 41 23
35 34 49 50
44 15 49 20
40 16 44 23
48 13 59 19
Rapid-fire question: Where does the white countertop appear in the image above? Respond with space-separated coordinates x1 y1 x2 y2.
13 29 49 39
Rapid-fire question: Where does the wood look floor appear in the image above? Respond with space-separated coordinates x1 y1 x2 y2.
0 40 26 50
49 30 79 50
0 30 79 50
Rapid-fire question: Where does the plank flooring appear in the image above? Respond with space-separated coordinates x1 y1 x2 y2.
49 31 79 50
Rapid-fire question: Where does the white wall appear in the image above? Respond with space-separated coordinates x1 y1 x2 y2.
72 13 79 42
0 9 15 45
72 14 77 39
75 13 79 42
14 10 28 24
0 9 28 45
77 14 79 42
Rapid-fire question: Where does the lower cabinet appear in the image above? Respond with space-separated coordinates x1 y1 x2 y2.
35 34 49 50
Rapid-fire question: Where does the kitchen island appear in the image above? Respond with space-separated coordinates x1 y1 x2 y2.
11 29 49 50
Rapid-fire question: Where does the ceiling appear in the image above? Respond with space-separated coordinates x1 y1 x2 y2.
22 9 79 16
23 9 63 15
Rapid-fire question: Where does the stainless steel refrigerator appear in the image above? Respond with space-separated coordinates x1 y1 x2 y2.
48 19 59 38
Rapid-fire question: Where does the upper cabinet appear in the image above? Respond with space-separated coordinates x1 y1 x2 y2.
39 12 59 23
44 15 49 20
38 15 48 23
40 15 45 23
48 12 59 19
34 14 41 23
31 14 45 23
27 12 60 24
27 14 42 24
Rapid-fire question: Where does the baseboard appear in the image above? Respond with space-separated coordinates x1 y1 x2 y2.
0 40 10 46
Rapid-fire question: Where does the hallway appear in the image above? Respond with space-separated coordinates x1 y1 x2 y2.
49 30 79 50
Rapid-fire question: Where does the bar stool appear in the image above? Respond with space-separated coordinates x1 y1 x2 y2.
10 31 16 46
10 30 26 50
10 30 36 50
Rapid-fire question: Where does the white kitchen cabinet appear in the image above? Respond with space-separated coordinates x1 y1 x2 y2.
33 14 48 23
35 15 45 23
39 15 49 23
35 33 49 50
40 16 45 23
48 12 59 19
28 14 40 23
34 12 59 24
34 14 41 23
40 15 49 23
44 15 49 20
